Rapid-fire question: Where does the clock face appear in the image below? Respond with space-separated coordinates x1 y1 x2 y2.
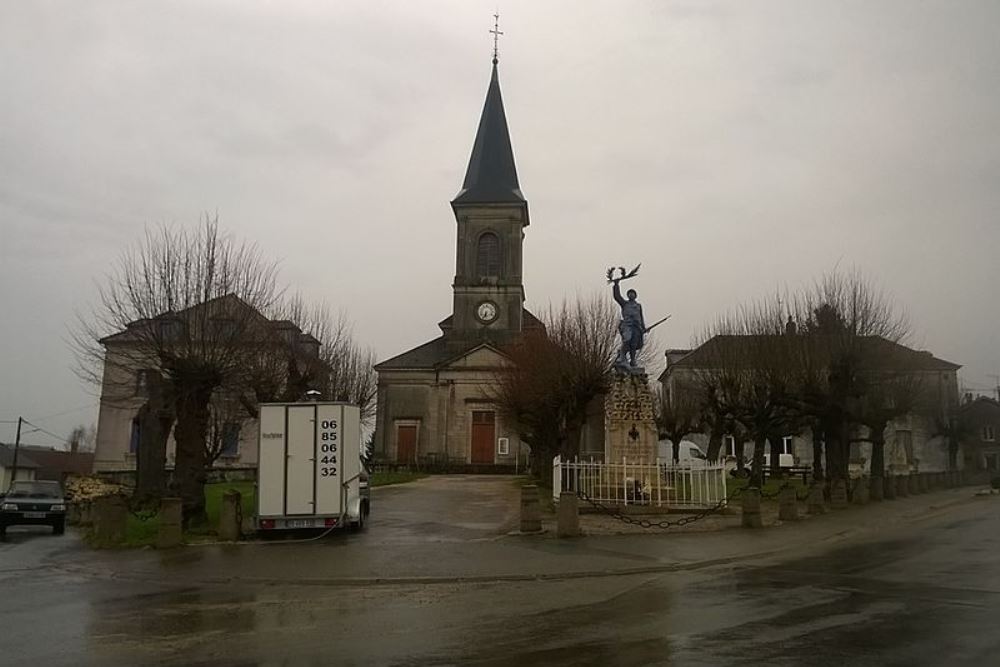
476 301 498 323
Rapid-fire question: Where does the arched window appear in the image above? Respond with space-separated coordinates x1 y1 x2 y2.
476 232 501 277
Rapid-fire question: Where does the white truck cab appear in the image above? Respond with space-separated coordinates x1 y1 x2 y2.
256 401 368 532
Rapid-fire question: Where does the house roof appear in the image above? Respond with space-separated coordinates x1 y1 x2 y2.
660 334 960 381
18 446 94 479
451 62 526 207
0 444 40 469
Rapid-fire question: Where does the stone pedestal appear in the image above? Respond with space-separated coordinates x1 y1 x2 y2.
896 475 909 497
778 486 799 521
218 490 242 542
157 497 183 549
852 477 870 505
741 488 763 528
557 492 582 538
604 373 658 465
807 484 827 514
520 485 542 533
870 476 884 502
830 479 849 509
883 476 896 500
93 495 127 546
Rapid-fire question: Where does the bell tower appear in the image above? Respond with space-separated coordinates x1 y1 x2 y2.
447 56 529 347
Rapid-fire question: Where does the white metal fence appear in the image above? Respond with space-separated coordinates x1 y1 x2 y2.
552 456 729 509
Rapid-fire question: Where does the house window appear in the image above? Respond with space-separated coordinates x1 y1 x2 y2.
723 435 736 457
221 422 240 458
497 437 510 456
983 426 996 442
129 418 141 454
476 232 501 277
896 430 914 462
781 436 794 456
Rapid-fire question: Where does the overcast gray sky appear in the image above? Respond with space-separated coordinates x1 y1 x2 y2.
2 1 998 446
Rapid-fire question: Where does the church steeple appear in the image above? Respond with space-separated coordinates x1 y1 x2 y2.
448 49 529 345
452 62 526 206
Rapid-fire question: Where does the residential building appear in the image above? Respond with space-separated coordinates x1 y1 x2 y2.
373 56 538 468
0 444 38 490
93 294 321 472
659 336 962 474
960 395 1000 472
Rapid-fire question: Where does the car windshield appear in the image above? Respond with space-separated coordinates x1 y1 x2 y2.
8 481 62 498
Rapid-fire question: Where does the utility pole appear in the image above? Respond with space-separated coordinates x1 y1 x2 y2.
990 375 1000 402
9 417 22 490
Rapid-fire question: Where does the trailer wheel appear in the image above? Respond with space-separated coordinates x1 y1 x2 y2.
351 503 368 532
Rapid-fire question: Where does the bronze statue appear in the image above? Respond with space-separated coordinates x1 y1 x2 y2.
607 265 670 374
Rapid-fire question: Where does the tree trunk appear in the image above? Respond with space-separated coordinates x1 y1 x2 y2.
705 428 723 463
135 402 174 502
811 430 825 482
735 440 747 475
948 437 959 471
135 372 173 502
870 435 886 479
171 386 213 527
750 437 767 488
671 438 680 464
768 435 783 479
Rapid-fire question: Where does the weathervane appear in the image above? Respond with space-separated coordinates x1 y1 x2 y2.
490 12 503 64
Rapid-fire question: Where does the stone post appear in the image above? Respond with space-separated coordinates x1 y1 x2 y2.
883 476 896 500
870 476 884 502
218 490 242 542
157 497 183 549
557 491 582 538
741 487 763 528
93 495 126 546
915 473 927 494
79 501 93 526
520 484 542 533
852 477 869 505
896 475 909 497
807 484 827 514
830 479 849 509
778 486 799 521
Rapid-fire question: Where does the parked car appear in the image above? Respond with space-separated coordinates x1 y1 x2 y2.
0 480 67 537
656 439 709 467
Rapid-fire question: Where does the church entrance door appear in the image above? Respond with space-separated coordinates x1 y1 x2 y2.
396 424 417 464
471 411 495 464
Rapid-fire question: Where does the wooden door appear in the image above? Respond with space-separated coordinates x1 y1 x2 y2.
470 411 495 464
396 424 417 464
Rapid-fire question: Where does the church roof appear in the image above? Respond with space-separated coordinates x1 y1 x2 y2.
452 63 525 206
377 308 545 371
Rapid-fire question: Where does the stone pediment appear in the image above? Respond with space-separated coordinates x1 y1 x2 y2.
441 343 510 370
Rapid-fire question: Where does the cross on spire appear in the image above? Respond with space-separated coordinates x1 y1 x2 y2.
490 13 503 65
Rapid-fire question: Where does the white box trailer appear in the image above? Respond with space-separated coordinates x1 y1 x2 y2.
256 402 368 532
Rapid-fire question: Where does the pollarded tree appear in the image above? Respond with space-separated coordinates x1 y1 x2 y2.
493 294 651 481
75 217 283 524
655 383 701 463
789 270 912 486
695 298 799 487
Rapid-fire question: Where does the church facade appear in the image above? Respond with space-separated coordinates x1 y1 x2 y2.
372 59 541 468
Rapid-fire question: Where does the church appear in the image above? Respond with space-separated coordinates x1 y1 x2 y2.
372 55 541 469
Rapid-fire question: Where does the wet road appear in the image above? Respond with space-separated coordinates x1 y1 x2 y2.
1 487 997 666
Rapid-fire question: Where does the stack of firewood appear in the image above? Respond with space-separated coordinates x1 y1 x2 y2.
64 475 123 502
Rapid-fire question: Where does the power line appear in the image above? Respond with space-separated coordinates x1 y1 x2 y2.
28 404 98 423
20 419 68 444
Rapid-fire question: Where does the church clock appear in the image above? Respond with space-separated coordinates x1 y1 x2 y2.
476 301 498 324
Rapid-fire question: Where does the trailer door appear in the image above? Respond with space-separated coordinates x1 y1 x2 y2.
257 404 287 517
286 405 316 515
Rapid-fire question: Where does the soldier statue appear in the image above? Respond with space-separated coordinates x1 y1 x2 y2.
608 265 669 374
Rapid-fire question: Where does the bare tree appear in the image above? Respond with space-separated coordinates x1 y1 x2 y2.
655 384 701 463
493 294 643 481
789 269 912 486
74 216 283 525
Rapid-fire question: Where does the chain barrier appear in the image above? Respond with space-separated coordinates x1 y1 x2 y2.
127 495 159 523
234 495 244 540
577 485 744 530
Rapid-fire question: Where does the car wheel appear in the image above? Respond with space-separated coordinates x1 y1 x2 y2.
53 520 65 536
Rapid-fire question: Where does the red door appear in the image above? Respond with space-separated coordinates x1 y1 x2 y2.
471 411 495 464
397 424 417 464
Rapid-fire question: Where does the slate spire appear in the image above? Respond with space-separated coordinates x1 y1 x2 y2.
452 62 525 205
